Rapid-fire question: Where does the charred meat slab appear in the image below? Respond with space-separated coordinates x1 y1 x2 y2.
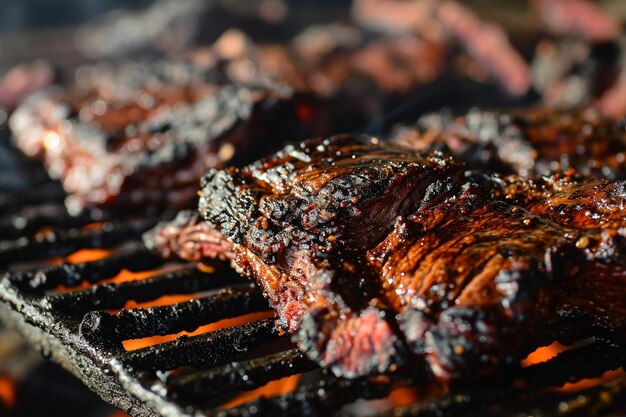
393 107 626 180
196 135 465 378
148 136 626 382
10 59 323 216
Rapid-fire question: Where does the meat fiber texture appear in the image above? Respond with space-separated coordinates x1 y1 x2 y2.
9 59 323 217
148 135 626 382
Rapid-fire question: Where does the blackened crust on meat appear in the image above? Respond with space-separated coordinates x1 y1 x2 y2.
198 135 464 378
143 210 234 262
10 59 326 216
200 134 464 254
192 135 626 382
393 107 626 180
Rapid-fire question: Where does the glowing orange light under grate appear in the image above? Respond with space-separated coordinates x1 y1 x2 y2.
523 341 625 392
62 248 301 409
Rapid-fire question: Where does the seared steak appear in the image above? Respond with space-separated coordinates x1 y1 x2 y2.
10 59 325 216
148 136 626 382
393 107 626 180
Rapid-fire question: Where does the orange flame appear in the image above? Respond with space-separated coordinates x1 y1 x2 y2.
521 342 568 367
221 375 301 410
122 311 274 351
56 250 299 409
522 341 625 392
107 411 131 417
388 385 422 407
57 249 165 293
65 249 111 263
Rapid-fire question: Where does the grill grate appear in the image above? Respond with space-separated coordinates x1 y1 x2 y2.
0 206 625 417
0 148 625 417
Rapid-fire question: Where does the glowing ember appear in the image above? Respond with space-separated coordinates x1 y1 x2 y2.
107 411 131 417
56 249 164 293
0 377 15 409
221 375 301 410
521 342 568 367
122 311 274 351
558 369 624 393
66 248 111 263
388 385 422 407
522 341 625 393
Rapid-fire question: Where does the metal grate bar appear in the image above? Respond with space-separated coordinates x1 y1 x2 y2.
219 373 394 417
79 285 269 343
0 218 158 266
0 204 93 239
43 266 246 316
119 319 283 372
166 349 318 402
372 341 626 417
9 244 164 293
0 182 66 215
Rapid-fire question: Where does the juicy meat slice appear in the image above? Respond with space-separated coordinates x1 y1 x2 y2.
478 171 626 343
369 183 574 380
10 59 324 216
393 107 626 180
199 134 464 255
149 136 626 382
488 173 626 232
198 135 464 377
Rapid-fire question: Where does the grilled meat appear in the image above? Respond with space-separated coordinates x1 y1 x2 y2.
352 0 530 96
390 172 626 380
393 107 626 180
150 135 464 376
188 25 446 132
148 135 626 382
371 183 574 380
10 59 325 216
488 172 626 345
143 210 234 262
197 135 465 378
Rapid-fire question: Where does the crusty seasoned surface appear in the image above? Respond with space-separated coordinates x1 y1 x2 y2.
200 134 463 253
147 135 626 382
198 135 464 377
394 107 626 180
10 59 321 216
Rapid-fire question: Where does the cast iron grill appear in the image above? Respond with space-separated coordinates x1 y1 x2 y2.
0 175 626 417
2 4 626 416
